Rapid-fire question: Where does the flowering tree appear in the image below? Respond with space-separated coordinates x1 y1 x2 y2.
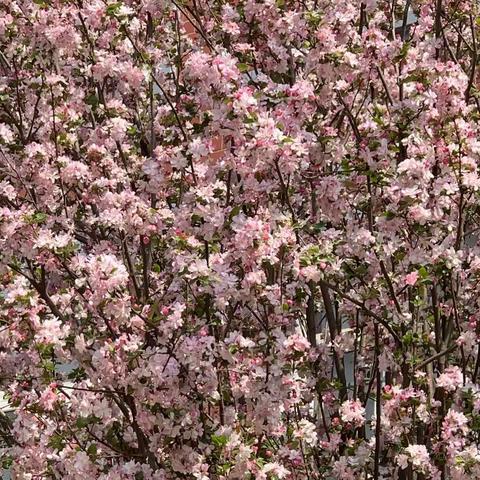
1 0 480 478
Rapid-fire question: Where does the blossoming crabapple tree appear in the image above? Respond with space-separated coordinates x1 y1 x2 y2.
1 0 480 478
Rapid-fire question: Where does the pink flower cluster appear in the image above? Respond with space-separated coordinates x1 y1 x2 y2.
0 0 480 478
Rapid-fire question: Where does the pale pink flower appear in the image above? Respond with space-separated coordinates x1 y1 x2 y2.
0 123 14 143
300 265 322 282
402 444 432 473
284 334 310 353
109 117 130 142
261 462 290 479
293 419 318 446
437 366 464 392
404 271 419 286
442 409 469 440
339 400 365 427
38 386 58 411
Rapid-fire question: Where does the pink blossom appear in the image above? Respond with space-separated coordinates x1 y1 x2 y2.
0 124 14 143
0 1 479 478
437 366 464 392
399 444 432 474
109 117 130 142
38 385 58 411
284 334 310 354
442 408 469 440
404 271 419 286
293 419 318 446
339 400 365 427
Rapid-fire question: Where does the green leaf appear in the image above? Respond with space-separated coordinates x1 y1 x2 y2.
67 367 86 381
418 266 429 280
76 415 100 429
41 360 55 373
1 455 13 469
228 206 241 223
33 0 50 7
48 434 66 451
25 212 48 225
305 11 322 27
87 443 98 458
37 343 54 358
211 434 228 447
76 416 91 429
127 125 138 136
85 94 99 107
402 331 414 346
191 213 204 226
106 2 122 16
